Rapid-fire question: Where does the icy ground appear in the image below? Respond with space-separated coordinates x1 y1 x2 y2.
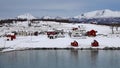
0 34 120 52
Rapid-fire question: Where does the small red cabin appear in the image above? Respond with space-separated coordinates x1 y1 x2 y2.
47 32 57 35
91 40 99 47
71 41 78 47
6 33 16 41
47 31 57 39
87 30 97 36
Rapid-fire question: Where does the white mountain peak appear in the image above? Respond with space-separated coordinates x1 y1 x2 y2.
75 9 120 19
17 13 36 19
41 16 53 19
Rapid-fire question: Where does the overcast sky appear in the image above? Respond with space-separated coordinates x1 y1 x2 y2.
0 0 120 18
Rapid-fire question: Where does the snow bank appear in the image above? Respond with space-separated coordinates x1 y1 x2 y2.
0 34 120 52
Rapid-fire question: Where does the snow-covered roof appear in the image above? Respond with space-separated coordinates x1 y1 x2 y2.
7 33 15 35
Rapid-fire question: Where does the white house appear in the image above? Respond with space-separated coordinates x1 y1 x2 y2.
70 26 86 38
55 29 65 38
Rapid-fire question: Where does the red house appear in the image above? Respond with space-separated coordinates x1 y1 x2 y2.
91 40 99 47
71 41 78 47
47 31 57 39
6 33 16 41
87 30 97 37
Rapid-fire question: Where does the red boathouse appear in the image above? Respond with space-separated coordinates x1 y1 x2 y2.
91 40 99 47
71 41 78 47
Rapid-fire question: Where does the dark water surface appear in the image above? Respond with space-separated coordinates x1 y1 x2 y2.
0 50 120 68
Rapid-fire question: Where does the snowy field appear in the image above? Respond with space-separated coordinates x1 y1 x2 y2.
0 21 120 52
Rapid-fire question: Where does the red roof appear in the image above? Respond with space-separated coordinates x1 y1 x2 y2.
87 29 97 36
47 32 57 35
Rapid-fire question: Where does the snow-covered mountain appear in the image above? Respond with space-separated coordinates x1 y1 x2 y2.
75 9 120 19
17 13 36 19
41 16 69 20
41 16 55 19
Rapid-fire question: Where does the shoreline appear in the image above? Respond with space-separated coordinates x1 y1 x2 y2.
1 47 120 53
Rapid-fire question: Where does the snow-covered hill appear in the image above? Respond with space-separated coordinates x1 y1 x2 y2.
75 9 120 19
17 13 36 19
0 21 120 52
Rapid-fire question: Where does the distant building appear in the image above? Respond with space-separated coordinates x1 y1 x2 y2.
47 30 57 39
47 29 65 39
6 33 16 41
87 29 97 37
13 30 39 36
55 29 65 38
70 26 86 38
90 21 97 24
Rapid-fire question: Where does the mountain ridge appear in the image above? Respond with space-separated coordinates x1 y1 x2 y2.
75 9 120 19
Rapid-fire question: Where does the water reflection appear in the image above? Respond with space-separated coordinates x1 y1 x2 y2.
0 50 120 68
70 49 78 59
90 50 99 61
90 50 99 68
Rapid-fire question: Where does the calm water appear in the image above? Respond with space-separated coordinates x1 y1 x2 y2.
0 50 120 68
